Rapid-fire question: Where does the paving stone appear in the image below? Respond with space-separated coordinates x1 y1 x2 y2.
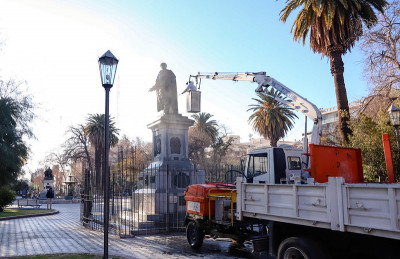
0 203 262 259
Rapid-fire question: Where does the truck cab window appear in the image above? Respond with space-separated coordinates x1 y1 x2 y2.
287 156 301 170
247 154 268 178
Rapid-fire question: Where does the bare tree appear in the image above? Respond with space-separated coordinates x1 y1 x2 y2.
359 1 400 95
131 137 152 166
62 124 92 172
44 150 69 178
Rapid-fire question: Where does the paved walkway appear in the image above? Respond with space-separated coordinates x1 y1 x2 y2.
0 204 263 259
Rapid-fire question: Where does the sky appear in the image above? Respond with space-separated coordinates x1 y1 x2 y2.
0 0 369 175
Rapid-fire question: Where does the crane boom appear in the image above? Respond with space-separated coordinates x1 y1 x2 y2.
190 72 322 145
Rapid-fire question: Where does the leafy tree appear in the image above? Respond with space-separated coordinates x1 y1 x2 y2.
359 0 400 94
188 127 212 165
346 110 400 181
280 0 387 143
84 114 119 187
191 112 218 142
211 135 234 165
0 79 35 139
0 97 28 186
0 186 16 212
0 79 36 187
248 89 298 147
12 179 29 194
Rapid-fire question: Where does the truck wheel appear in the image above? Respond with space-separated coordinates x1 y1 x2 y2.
186 221 204 249
277 237 329 259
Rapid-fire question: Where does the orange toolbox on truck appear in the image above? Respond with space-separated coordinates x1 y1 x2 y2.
185 182 236 217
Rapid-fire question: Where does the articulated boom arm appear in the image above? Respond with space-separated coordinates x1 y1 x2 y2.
190 72 322 145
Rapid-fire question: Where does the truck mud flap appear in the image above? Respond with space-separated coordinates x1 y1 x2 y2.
251 238 269 253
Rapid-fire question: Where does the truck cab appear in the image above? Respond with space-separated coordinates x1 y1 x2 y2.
244 145 303 184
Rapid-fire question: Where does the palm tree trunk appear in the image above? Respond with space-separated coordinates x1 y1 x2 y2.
328 45 352 143
270 138 278 147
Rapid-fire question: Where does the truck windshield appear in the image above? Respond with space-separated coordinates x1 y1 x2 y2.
247 154 268 178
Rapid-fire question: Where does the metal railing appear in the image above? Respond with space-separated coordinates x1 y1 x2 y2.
80 147 242 237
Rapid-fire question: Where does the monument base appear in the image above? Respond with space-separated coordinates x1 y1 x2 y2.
41 177 55 200
136 113 205 218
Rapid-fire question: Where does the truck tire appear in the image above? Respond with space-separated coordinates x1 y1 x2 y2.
186 221 204 249
277 237 329 259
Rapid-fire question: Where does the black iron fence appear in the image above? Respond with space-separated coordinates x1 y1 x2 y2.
80 147 242 237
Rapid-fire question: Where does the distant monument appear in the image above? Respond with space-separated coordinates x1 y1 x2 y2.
39 167 55 200
44 167 53 178
148 63 179 114
133 64 205 228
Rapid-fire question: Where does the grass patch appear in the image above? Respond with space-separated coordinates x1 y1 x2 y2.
5 254 125 259
0 208 54 218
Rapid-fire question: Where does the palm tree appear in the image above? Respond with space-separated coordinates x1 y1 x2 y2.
280 0 387 143
248 89 298 147
85 114 119 187
191 112 219 141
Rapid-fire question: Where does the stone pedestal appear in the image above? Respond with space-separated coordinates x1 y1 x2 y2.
40 177 55 200
147 113 194 164
134 114 205 222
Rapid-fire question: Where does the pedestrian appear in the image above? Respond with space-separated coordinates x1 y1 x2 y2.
46 187 54 209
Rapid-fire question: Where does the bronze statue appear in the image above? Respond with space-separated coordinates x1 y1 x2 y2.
149 63 178 114
44 167 53 178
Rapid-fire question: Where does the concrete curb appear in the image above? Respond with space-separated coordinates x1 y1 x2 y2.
0 210 59 221
0 252 133 259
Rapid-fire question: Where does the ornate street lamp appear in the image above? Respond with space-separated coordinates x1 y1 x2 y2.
388 104 400 147
98 50 118 259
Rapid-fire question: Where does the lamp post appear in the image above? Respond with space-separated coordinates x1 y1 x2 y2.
388 104 400 148
98 50 118 259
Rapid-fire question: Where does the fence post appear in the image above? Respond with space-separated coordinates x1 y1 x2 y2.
84 169 90 225
194 164 197 184
166 164 170 234
231 165 233 183
112 174 115 215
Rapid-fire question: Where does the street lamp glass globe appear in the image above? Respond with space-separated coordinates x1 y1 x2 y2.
98 50 119 88
388 104 400 127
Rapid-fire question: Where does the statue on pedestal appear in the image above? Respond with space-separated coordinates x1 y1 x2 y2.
149 63 178 114
44 167 53 179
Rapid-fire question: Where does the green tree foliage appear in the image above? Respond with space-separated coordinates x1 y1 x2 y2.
0 186 16 212
211 136 234 165
0 79 35 187
84 114 119 187
188 115 235 171
12 179 29 193
248 89 298 147
346 110 399 181
280 0 387 143
191 112 218 142
188 127 212 165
